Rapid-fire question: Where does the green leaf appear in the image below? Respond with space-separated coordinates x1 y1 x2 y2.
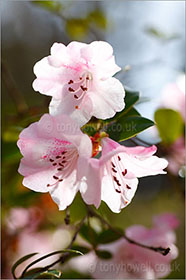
79 224 98 246
34 270 62 279
124 107 141 117
95 250 112 259
71 245 90 255
155 109 184 145
11 252 38 279
123 88 140 113
60 270 92 279
81 124 97 136
107 116 154 142
97 229 123 244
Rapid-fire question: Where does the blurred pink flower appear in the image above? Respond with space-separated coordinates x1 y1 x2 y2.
161 74 185 120
33 41 125 126
17 114 101 210
166 137 185 176
6 207 43 234
70 213 179 279
99 137 168 212
156 74 185 176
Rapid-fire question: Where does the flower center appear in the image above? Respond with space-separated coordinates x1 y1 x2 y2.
67 72 93 110
108 153 132 205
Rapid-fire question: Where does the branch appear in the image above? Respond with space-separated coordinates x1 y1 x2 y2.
87 206 170 256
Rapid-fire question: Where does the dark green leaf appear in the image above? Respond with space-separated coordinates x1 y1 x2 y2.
97 229 123 244
124 107 140 117
95 250 112 259
107 116 154 142
12 252 38 279
124 88 140 113
34 270 62 279
60 270 92 279
155 109 184 145
71 245 90 255
79 224 98 246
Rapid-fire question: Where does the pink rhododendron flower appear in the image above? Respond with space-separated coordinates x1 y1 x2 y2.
17 114 101 210
161 74 185 120
33 41 125 126
99 137 168 213
166 136 185 176
6 207 43 234
70 213 179 279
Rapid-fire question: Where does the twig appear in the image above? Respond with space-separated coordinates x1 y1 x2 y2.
87 206 170 256
64 207 70 225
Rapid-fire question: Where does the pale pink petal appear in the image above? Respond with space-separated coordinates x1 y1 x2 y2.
101 170 138 213
120 152 168 177
89 77 125 119
153 213 180 230
49 42 69 67
49 94 94 127
22 167 56 193
49 169 79 210
33 57 65 98
79 158 101 208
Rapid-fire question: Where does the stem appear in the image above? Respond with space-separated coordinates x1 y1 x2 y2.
64 207 70 225
87 206 170 256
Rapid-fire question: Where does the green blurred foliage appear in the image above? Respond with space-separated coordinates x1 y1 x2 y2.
145 26 180 41
66 19 89 40
32 1 62 13
155 108 184 145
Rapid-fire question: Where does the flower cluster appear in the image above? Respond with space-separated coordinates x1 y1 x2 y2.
17 41 168 213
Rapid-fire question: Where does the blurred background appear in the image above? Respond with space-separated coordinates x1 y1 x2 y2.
1 1 185 279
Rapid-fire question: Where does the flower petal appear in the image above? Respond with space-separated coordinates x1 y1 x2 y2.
89 77 125 119
49 169 79 210
79 158 101 208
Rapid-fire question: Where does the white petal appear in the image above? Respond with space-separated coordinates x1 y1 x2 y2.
89 77 125 120
49 169 79 210
79 159 101 208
